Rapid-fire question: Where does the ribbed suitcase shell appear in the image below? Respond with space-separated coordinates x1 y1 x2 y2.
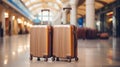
30 25 52 60
52 25 78 60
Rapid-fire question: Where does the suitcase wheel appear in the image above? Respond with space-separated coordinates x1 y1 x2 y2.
30 54 33 60
37 57 40 61
56 57 59 61
75 57 79 61
44 58 48 62
68 59 71 62
67 56 71 62
52 57 55 61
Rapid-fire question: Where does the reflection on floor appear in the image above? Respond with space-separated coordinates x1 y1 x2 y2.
0 35 120 67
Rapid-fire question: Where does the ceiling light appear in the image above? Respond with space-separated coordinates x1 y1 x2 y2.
108 18 113 22
106 12 113 16
12 16 15 20
4 12 9 18
17 18 22 24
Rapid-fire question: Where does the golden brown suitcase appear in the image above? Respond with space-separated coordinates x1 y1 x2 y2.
52 25 78 62
30 25 52 61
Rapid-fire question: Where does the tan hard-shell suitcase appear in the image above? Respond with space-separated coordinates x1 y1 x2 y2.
30 25 52 61
52 25 78 62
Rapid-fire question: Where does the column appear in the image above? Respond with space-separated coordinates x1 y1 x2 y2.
86 0 95 29
70 4 77 26
112 8 116 37
62 9 67 24
100 13 106 32
96 14 101 31
10 15 13 35
112 38 120 61
1 9 5 36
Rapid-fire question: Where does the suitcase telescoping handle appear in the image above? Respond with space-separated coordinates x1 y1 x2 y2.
41 9 50 25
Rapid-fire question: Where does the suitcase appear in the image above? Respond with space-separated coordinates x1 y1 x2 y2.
86 28 97 39
99 33 109 39
77 27 86 39
30 25 52 61
90 29 97 39
52 25 78 62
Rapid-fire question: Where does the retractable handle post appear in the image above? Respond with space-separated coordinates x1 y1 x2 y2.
62 8 72 24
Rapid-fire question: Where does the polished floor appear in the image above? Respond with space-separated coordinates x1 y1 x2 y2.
0 35 120 67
